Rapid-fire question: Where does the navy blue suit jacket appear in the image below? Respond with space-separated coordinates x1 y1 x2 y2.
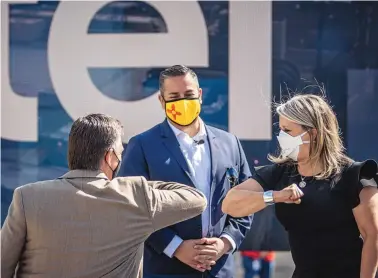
120 120 253 278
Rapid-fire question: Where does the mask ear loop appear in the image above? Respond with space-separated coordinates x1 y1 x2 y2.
300 130 311 144
105 149 119 170
299 131 308 137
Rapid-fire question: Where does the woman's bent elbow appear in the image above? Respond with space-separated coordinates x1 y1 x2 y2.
222 195 243 217
222 205 246 218
221 196 234 215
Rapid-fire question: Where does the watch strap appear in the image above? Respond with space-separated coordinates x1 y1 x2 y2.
263 190 274 206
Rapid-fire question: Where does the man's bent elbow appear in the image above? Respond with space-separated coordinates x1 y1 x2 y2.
193 191 207 215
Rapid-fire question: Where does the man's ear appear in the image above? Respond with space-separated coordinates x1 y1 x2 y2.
158 93 165 110
198 88 203 104
104 150 112 165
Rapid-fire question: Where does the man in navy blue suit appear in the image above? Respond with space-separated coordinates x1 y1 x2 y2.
121 65 253 278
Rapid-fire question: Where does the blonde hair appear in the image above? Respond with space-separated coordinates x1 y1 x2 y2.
269 94 352 179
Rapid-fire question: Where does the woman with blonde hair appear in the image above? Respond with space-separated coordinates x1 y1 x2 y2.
222 94 378 278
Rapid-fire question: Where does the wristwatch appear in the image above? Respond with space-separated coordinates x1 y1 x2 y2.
263 190 275 206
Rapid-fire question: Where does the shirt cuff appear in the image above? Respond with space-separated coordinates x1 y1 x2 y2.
220 234 236 253
163 235 183 258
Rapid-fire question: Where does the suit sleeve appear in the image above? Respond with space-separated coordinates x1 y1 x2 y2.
1 188 27 278
121 136 182 255
221 137 254 252
142 178 207 231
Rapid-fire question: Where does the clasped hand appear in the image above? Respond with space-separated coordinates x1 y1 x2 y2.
173 237 230 272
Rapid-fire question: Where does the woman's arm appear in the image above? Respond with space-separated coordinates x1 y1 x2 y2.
222 179 265 217
353 186 378 278
222 178 303 217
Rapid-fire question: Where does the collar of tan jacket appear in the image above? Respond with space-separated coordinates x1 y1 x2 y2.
59 170 109 180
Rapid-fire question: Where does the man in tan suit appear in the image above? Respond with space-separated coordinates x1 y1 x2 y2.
1 113 207 278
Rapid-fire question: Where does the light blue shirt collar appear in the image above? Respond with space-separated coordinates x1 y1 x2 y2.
167 118 207 140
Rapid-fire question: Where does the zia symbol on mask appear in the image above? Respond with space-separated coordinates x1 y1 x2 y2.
167 104 182 120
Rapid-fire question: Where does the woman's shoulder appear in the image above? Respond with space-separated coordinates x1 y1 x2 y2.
336 159 378 208
255 162 296 171
254 162 293 176
340 159 377 182
255 161 294 170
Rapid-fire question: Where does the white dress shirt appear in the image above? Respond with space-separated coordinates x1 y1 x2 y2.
163 119 236 258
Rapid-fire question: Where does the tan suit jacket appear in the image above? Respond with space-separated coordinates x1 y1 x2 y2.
1 170 207 278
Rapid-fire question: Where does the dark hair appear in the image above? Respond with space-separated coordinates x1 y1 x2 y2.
68 114 123 170
159 65 198 93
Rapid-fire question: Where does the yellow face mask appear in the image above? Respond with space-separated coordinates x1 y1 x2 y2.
165 98 201 126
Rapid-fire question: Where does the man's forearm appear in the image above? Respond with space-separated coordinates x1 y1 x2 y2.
220 234 236 253
220 236 233 254
148 181 207 215
361 236 378 278
163 235 183 258
146 180 207 231
144 227 178 255
149 180 199 192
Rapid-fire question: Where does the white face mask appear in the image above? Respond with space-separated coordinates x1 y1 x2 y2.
277 130 310 161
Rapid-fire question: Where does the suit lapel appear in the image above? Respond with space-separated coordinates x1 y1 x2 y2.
160 120 196 186
206 126 218 183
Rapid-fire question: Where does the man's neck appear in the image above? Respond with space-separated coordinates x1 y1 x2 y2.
169 118 201 138
99 163 113 180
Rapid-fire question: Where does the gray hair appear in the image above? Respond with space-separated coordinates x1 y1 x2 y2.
68 114 123 170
